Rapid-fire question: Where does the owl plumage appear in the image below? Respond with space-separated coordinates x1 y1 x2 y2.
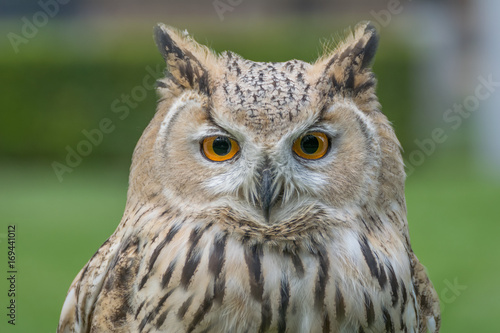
57 22 440 333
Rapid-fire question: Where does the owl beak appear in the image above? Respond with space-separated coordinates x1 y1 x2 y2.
258 165 275 223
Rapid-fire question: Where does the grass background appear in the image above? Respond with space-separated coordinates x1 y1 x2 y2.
1 15 499 333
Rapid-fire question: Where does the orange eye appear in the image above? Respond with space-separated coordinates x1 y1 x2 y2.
202 136 240 162
293 132 329 160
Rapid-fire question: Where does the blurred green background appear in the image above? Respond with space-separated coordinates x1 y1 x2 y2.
1 0 499 332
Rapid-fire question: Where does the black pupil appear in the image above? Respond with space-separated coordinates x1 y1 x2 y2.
212 137 231 156
301 135 319 154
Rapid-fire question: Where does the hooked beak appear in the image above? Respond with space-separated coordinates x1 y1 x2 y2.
258 162 275 223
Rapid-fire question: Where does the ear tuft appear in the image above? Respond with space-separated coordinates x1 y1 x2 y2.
314 21 379 95
358 22 379 69
327 21 379 71
153 24 214 95
154 24 184 61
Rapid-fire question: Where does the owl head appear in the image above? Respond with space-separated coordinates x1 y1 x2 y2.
127 22 405 229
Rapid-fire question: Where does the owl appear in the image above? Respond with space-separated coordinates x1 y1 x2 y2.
57 22 440 333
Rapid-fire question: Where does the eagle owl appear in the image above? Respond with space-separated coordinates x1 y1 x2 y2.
57 22 440 333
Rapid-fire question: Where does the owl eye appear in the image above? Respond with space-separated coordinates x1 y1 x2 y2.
202 136 240 162
293 132 329 160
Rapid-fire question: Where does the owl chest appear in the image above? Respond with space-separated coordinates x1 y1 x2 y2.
134 230 417 333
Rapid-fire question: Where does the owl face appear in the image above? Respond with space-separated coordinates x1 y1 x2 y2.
132 22 397 226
